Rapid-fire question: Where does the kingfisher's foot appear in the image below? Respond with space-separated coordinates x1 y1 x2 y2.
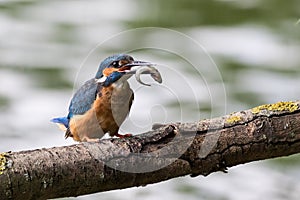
115 133 132 138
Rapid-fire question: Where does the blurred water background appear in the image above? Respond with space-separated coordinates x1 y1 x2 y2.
0 0 300 199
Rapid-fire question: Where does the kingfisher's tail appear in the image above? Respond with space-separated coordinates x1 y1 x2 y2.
51 117 69 131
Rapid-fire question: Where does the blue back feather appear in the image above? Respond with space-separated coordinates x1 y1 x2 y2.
68 78 99 117
52 54 133 128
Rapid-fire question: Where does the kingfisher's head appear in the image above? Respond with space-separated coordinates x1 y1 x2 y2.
95 54 153 87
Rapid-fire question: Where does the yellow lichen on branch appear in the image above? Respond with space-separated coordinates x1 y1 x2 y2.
226 115 242 124
0 153 7 175
251 101 299 114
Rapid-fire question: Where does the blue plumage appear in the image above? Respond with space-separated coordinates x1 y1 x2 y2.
95 54 133 78
68 54 132 118
50 117 69 128
52 54 131 130
102 71 124 87
68 78 98 117
51 53 155 141
51 78 99 131
67 54 132 118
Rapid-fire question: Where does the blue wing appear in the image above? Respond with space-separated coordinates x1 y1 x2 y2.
68 78 99 117
51 78 101 130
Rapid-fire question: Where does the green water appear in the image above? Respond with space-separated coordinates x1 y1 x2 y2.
0 0 299 199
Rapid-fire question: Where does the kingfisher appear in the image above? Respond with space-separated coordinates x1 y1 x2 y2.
51 54 156 142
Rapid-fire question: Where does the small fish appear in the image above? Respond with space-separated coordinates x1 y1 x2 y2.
135 66 162 86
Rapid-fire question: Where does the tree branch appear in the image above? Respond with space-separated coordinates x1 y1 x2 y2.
1 101 300 200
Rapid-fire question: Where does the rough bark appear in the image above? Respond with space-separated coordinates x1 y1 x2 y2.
1 101 300 200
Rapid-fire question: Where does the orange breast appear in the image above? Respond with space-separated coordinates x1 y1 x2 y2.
69 82 134 141
93 83 133 136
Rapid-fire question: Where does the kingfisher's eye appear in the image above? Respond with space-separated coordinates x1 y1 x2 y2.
112 61 119 67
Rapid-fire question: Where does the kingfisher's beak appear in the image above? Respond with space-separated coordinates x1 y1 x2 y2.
120 61 156 74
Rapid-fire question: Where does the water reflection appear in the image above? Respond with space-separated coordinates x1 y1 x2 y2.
0 0 299 199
